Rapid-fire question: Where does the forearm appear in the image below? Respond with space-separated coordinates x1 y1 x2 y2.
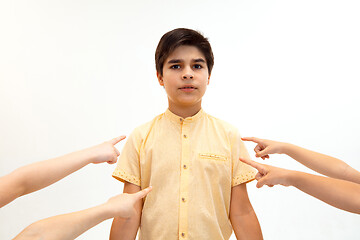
0 150 92 208
0 174 25 207
0 138 122 208
14 204 112 240
110 182 142 240
283 144 360 183
289 171 360 214
109 216 141 240
17 150 92 195
231 210 263 240
230 184 263 240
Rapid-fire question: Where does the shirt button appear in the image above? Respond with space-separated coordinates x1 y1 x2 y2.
183 134 187 138
183 164 187 169
181 232 186 237
182 197 186 202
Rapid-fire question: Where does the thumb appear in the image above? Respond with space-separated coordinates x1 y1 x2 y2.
134 186 152 199
109 135 126 145
256 148 270 158
256 177 267 188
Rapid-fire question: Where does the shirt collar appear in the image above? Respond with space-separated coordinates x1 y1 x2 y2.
164 108 205 124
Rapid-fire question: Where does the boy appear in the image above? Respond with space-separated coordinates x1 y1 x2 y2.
110 28 263 239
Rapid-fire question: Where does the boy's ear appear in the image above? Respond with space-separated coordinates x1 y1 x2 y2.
157 71 164 86
207 75 211 85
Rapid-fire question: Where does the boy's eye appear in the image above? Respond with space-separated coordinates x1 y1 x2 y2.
170 65 181 69
193 64 202 69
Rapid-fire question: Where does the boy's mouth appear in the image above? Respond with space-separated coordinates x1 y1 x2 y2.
179 85 197 90
179 85 197 92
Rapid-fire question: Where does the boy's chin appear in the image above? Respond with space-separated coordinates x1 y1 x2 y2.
176 99 202 107
168 95 203 107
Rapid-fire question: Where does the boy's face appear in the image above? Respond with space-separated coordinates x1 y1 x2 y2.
157 45 210 112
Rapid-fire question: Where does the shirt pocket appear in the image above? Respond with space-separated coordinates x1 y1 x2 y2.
198 153 228 163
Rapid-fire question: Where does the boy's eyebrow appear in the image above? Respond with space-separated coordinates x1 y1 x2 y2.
167 58 206 64
167 59 183 64
193 58 206 63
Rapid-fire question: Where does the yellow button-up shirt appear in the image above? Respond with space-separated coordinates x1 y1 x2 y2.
112 109 256 240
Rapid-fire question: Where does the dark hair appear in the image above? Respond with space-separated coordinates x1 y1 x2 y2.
155 28 214 76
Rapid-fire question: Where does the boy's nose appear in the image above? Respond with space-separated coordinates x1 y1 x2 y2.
182 71 194 80
182 74 193 79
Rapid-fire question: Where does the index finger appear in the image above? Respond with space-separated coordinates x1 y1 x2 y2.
134 186 153 199
109 135 126 145
239 157 264 172
241 137 262 144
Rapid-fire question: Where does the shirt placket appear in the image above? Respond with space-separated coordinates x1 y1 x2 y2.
179 118 190 239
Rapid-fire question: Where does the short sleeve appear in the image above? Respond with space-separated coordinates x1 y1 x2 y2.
112 129 142 186
231 129 257 186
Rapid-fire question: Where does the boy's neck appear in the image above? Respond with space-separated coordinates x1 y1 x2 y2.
168 102 202 119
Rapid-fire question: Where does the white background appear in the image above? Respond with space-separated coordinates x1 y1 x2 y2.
1 0 359 239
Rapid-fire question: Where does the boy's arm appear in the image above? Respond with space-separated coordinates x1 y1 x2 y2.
242 137 360 184
14 187 151 240
240 157 360 214
110 182 143 240
230 183 263 240
0 136 125 208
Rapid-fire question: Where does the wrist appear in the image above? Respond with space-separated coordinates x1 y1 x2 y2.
285 170 303 187
79 146 99 164
97 202 115 220
280 143 294 155
64 149 93 166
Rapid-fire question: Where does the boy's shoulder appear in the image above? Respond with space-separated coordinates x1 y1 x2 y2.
130 112 164 137
205 112 239 134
